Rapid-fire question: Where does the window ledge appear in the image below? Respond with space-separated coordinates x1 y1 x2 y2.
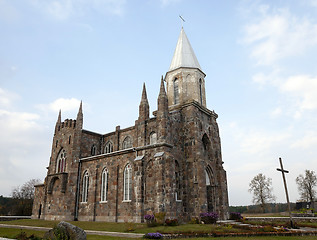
122 200 132 203
100 201 108 203
176 200 182 202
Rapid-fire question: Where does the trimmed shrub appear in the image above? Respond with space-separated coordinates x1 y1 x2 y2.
144 214 156 227
154 212 166 225
189 217 200 224
229 212 243 220
165 218 178 226
200 212 218 224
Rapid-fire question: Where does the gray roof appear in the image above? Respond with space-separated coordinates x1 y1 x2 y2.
169 28 202 72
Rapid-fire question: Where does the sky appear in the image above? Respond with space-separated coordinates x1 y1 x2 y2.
0 0 317 206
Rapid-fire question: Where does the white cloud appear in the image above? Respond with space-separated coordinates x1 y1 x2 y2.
37 97 81 113
243 6 317 65
291 131 317 149
29 0 126 20
311 0 317 7
0 110 40 134
281 75 317 110
0 88 19 108
271 107 282 117
240 130 290 155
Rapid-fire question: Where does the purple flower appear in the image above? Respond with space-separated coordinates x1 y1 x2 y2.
200 212 219 224
144 214 155 221
144 232 163 239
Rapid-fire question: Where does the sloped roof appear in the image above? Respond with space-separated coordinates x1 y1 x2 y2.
169 28 202 72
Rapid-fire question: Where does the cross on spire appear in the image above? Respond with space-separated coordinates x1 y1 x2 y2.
179 15 185 27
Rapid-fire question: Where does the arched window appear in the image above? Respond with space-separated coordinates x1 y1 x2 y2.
101 168 108 202
175 161 181 201
173 78 179 104
199 78 203 105
202 133 210 150
91 145 96 156
205 166 213 186
82 171 89 203
104 141 113 154
123 163 132 201
149 132 157 145
56 149 66 173
122 136 132 149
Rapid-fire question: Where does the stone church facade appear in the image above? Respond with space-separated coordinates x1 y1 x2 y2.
32 28 229 222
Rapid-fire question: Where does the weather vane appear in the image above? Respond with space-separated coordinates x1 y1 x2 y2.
179 15 185 27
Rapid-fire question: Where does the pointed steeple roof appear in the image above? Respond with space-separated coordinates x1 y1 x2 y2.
141 83 148 103
169 28 202 72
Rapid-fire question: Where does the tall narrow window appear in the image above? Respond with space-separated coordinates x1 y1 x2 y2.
82 171 89 203
123 164 132 201
104 141 113 154
199 78 203 105
91 145 96 156
173 78 179 104
205 166 213 186
101 168 108 202
122 136 132 149
175 161 181 201
149 132 157 145
56 149 66 173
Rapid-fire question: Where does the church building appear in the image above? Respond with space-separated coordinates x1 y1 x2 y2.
32 28 229 222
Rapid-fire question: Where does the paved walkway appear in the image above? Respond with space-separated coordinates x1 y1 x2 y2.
0 224 144 238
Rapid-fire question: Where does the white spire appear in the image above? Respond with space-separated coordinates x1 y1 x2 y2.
168 28 202 72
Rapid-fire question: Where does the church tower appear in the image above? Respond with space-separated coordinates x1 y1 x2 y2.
165 27 206 107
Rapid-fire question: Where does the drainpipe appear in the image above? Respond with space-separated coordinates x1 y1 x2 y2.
74 159 82 221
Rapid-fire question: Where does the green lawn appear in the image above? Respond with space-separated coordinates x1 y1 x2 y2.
0 219 316 240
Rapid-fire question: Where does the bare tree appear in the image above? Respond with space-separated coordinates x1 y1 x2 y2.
11 178 41 215
249 173 276 213
296 170 317 210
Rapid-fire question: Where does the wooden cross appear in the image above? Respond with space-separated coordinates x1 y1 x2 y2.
276 157 294 228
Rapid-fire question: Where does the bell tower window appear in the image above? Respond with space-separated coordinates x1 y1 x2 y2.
173 78 179 104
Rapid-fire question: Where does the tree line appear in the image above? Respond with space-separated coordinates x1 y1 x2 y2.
249 170 317 213
0 179 40 216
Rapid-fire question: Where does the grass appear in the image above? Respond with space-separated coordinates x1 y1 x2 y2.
0 227 140 240
0 227 45 239
0 219 316 239
177 237 317 240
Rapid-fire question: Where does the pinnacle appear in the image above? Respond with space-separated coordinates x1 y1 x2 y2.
141 83 148 101
57 110 61 123
159 76 167 97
